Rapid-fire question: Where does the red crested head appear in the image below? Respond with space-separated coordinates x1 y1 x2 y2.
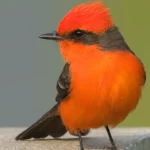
57 1 113 35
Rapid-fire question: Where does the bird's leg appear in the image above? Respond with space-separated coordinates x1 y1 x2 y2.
105 126 117 150
77 130 84 150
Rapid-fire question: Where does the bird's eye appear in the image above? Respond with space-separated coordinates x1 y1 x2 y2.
73 30 84 38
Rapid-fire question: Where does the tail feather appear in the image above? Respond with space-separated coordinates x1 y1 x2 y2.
15 104 67 140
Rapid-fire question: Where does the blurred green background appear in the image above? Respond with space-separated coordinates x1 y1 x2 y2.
0 0 149 127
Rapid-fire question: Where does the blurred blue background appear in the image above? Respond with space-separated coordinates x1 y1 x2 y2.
0 0 149 127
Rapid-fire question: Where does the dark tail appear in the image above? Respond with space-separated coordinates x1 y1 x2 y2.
15 104 67 140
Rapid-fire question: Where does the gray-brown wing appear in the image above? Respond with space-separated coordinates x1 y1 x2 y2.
15 63 71 140
15 104 67 140
55 63 71 102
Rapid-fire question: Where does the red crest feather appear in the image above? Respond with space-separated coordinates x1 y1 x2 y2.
57 1 113 35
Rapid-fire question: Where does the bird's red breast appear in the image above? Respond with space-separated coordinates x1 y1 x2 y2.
59 43 145 133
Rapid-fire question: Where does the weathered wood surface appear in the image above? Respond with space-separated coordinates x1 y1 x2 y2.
0 128 150 150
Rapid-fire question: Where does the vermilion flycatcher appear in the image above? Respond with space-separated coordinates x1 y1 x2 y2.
16 1 146 150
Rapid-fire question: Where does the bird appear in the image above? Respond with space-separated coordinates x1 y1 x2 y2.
15 1 146 150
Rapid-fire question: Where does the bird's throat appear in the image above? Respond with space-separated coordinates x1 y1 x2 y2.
58 41 100 63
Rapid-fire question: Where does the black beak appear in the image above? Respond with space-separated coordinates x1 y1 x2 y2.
39 32 63 40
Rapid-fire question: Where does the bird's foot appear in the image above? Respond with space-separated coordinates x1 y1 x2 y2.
111 145 118 150
78 145 84 150
103 145 118 150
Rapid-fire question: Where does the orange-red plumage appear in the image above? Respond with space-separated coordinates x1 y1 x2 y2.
59 44 145 132
57 1 146 133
